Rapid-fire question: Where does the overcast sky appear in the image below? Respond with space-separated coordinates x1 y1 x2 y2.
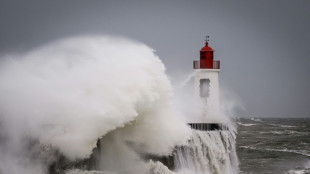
0 0 309 118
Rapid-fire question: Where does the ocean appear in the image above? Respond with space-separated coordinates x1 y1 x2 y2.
237 117 310 174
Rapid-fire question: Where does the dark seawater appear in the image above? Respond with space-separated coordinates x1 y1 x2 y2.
236 118 310 174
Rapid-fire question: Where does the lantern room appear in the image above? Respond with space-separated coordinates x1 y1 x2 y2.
193 37 220 69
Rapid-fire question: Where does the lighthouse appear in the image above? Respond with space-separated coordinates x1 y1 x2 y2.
189 36 226 131
193 36 220 110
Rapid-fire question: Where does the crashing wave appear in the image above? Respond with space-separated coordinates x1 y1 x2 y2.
172 130 239 174
147 129 238 174
0 36 239 174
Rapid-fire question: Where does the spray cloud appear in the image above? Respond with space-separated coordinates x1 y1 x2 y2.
0 36 191 174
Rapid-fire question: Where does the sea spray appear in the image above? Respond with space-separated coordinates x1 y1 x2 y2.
173 130 238 174
0 36 191 174
0 35 239 174
148 129 238 174
62 128 239 174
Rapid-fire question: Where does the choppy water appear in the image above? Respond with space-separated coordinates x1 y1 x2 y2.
237 118 310 174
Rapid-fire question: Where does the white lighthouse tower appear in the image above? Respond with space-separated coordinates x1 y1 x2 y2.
194 36 220 111
189 36 224 130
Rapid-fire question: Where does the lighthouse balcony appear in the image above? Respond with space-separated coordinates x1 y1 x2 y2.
193 60 220 69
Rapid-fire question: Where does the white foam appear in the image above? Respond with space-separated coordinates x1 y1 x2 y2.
269 124 297 128
285 169 310 174
237 122 257 127
173 130 239 174
270 130 309 136
250 118 262 122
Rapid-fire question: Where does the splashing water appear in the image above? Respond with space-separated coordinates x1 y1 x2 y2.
178 72 195 87
0 36 191 174
149 130 238 174
173 130 239 174
0 35 238 174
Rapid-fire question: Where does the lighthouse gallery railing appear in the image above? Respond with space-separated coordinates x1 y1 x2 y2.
193 60 220 69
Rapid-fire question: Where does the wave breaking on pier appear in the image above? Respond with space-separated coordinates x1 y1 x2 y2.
0 36 238 174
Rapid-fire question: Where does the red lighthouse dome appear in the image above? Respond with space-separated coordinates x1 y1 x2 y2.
193 36 220 69
200 41 214 69
200 41 214 52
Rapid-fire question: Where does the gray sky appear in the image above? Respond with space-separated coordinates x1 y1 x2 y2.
0 0 309 118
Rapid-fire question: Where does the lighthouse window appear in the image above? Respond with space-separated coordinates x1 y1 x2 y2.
200 52 206 59
199 79 210 98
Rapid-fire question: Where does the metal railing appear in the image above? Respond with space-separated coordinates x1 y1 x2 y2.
193 60 200 69
193 60 220 69
213 60 220 69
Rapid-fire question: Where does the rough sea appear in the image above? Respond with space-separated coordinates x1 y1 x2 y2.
237 117 310 174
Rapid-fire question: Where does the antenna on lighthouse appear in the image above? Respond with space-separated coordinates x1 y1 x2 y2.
205 35 210 42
